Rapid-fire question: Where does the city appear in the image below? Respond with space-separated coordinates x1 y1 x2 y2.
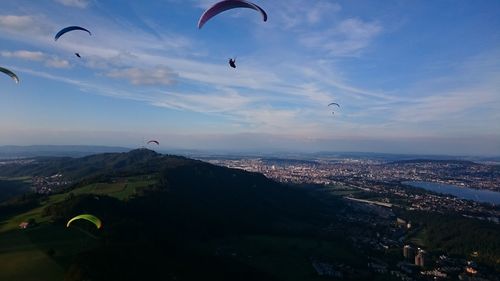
202 155 500 280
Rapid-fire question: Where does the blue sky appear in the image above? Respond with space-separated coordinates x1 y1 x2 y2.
0 0 499 155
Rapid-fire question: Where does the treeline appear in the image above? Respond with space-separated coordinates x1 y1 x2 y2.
0 192 41 218
403 210 500 270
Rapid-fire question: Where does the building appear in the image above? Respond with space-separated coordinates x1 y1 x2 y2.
465 266 477 275
415 249 426 267
403 245 416 261
396 218 408 227
19 222 30 229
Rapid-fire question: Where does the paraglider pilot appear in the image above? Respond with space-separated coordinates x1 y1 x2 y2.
229 58 236 68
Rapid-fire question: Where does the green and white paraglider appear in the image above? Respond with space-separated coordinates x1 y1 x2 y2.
0 67 19 84
67 214 102 229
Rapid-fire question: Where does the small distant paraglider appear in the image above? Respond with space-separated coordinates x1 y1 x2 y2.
198 0 268 29
67 214 102 229
147 140 160 146
75 53 81 58
229 58 236 68
328 102 340 115
54 26 92 41
0 67 19 84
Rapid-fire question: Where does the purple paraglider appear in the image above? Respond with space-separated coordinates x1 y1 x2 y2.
198 0 267 29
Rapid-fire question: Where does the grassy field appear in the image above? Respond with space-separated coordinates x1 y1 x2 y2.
70 176 156 200
0 224 99 281
0 175 155 280
0 175 156 232
321 184 361 197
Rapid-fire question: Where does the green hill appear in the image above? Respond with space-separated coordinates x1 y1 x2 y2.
0 149 356 281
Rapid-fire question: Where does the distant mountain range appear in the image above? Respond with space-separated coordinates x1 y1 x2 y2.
387 159 480 165
1 145 499 163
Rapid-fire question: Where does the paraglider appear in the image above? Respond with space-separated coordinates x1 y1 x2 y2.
54 26 91 41
67 214 102 229
198 0 267 29
229 58 236 68
0 67 19 84
75 53 81 58
147 140 159 146
328 102 340 115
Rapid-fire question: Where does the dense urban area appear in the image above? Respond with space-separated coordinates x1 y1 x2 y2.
204 157 500 191
203 156 500 280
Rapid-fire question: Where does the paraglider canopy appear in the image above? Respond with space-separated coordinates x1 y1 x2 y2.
0 67 19 84
55 26 91 41
147 140 159 145
328 102 340 115
198 0 267 29
67 214 102 229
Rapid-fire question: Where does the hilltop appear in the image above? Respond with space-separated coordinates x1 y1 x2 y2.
0 149 349 281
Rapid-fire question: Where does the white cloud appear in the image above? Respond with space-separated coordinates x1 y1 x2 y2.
394 87 499 123
0 15 34 31
1 50 44 61
152 89 256 114
306 2 342 24
2 49 71 68
269 1 341 29
192 0 214 9
54 0 89 8
301 18 382 56
45 57 70 68
107 66 178 86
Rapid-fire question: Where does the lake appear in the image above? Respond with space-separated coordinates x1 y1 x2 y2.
402 181 500 205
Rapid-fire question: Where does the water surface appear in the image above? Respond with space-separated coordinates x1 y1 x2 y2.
403 181 500 205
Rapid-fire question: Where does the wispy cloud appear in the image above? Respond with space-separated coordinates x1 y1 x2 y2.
45 57 70 68
54 0 89 9
107 66 178 86
394 85 500 124
269 1 341 29
306 2 342 24
1 49 70 68
301 18 382 56
1 50 44 61
0 15 35 31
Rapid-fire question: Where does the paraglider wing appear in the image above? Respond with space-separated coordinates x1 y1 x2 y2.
55 26 92 41
229 58 236 68
147 140 159 145
0 67 19 84
67 214 102 229
328 102 340 108
198 0 267 29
